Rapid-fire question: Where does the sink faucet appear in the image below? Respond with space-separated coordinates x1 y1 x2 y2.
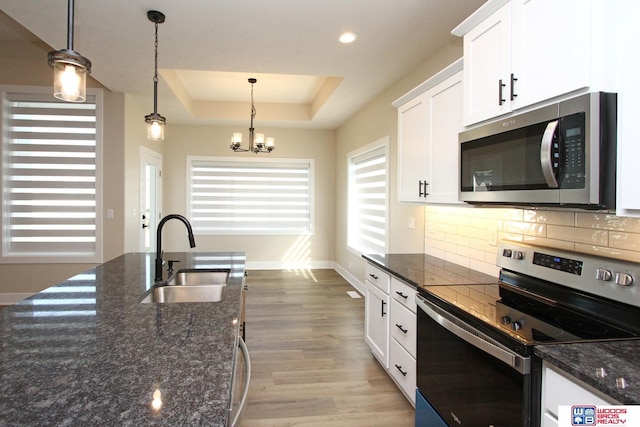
155 214 196 282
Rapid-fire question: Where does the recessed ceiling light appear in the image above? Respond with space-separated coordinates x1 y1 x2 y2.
339 32 357 44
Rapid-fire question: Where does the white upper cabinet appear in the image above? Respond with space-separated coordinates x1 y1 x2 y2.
510 0 591 109
462 2 512 125
397 93 428 203
456 0 608 126
394 60 464 204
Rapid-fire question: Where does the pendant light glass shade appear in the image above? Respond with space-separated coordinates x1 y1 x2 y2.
48 0 91 103
146 113 166 141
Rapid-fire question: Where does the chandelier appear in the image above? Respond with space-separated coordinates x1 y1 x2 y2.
230 78 275 153
47 0 92 103
144 10 166 141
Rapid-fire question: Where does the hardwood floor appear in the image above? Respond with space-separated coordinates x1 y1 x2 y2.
239 269 414 427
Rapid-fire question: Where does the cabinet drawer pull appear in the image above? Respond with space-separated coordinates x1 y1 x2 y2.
395 291 408 300
369 273 378 280
498 79 506 105
395 323 408 334
395 364 408 377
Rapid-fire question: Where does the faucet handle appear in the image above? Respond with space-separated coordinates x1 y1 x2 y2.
167 260 180 273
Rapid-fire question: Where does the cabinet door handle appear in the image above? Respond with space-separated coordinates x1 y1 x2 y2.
498 79 506 105
395 364 408 377
395 291 408 300
381 300 387 317
395 323 408 334
510 73 518 101
369 273 378 280
423 182 429 197
418 180 423 197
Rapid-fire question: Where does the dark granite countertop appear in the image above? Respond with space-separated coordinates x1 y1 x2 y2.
365 253 640 404
535 341 640 404
0 251 246 426
362 253 498 290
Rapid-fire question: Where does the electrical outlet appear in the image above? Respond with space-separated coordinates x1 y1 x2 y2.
408 217 416 229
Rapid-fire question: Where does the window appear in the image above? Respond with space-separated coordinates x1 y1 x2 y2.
187 156 313 235
347 138 388 255
0 87 102 263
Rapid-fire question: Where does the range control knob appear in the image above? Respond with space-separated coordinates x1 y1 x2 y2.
596 268 613 282
615 272 634 287
512 321 523 331
502 249 512 258
512 251 524 260
500 316 511 325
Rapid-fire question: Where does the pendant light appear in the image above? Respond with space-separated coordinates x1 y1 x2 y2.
230 78 275 154
47 0 92 103
144 10 166 141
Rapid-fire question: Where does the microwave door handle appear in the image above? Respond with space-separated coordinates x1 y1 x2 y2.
540 120 559 188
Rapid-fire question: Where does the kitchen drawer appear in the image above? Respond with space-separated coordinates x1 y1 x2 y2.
365 263 390 293
390 299 416 357
391 277 416 313
389 337 416 406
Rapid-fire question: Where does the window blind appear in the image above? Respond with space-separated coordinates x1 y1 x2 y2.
188 158 312 235
348 146 387 255
1 91 99 260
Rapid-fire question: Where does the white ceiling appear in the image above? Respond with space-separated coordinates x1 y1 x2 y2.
0 0 485 129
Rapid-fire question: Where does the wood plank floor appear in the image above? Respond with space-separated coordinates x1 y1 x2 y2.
239 269 414 427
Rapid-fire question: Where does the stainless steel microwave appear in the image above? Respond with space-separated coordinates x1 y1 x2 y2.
459 92 617 209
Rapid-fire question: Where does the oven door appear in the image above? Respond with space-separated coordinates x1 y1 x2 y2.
416 294 540 427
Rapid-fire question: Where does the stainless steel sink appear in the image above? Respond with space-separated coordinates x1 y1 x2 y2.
140 269 230 304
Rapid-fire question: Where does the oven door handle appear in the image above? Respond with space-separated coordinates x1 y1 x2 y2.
416 295 530 375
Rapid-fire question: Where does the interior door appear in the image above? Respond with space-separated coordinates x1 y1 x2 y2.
140 147 163 252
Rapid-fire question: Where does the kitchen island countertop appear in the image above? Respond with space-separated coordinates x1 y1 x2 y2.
0 251 246 426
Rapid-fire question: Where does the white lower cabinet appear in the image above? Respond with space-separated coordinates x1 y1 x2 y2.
364 261 417 406
389 338 416 405
541 361 619 426
365 282 390 368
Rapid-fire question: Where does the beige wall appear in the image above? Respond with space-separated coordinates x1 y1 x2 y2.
159 124 336 268
334 40 465 284
0 38 126 296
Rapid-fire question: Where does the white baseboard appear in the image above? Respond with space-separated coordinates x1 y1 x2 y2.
334 262 365 296
245 260 335 270
0 293 33 305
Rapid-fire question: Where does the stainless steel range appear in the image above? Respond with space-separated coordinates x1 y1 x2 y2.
415 242 640 427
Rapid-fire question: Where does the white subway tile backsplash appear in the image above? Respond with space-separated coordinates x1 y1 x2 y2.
547 225 608 246
424 206 640 270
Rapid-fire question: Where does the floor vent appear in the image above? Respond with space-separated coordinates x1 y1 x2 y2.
347 291 361 299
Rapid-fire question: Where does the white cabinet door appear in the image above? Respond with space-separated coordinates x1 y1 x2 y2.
463 2 512 125
511 0 591 109
396 67 464 205
397 93 428 202
425 71 464 204
365 281 390 368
